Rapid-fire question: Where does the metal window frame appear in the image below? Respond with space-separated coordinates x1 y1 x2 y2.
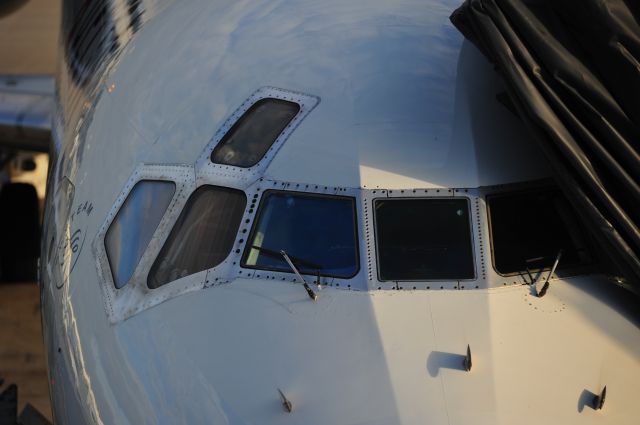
221 179 368 291
195 87 320 188
93 173 551 323
362 187 496 290
93 163 195 323
91 84 577 323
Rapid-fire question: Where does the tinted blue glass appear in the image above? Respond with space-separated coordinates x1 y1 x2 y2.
243 191 358 278
105 180 175 289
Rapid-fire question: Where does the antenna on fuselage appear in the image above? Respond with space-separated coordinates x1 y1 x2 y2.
277 388 293 413
592 386 607 410
280 250 318 301
463 344 472 372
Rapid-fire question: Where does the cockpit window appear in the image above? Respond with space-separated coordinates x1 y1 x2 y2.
148 186 246 288
374 198 475 281
105 180 175 289
487 188 591 275
242 191 359 278
210 98 300 167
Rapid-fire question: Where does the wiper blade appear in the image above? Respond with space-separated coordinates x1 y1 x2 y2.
250 245 323 270
523 256 545 285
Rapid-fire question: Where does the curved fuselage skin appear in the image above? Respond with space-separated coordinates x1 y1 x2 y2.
41 0 640 424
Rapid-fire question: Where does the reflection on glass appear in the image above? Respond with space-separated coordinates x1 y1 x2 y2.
148 186 246 288
488 188 591 274
105 180 175 289
375 198 475 281
242 191 359 278
211 98 300 167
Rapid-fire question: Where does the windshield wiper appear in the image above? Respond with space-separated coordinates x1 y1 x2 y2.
250 245 323 270
280 250 317 301
523 256 544 285
250 245 319 301
536 249 563 298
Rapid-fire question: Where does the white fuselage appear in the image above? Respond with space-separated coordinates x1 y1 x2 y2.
40 0 640 424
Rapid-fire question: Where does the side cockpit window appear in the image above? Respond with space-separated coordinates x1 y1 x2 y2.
374 198 475 281
105 180 175 289
242 191 359 278
487 188 592 275
210 98 300 167
148 186 246 288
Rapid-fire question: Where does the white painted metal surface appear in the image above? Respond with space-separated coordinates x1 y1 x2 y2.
38 0 640 424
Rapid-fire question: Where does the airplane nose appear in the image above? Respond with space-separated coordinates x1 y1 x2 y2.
113 279 407 424
106 276 640 425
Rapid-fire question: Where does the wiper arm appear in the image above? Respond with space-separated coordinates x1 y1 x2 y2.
536 249 563 298
249 245 319 301
250 245 323 270
280 250 317 301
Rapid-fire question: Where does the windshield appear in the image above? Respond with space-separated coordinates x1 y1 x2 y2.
148 185 246 288
105 180 175 289
374 198 475 281
487 188 592 275
210 98 300 167
242 191 359 278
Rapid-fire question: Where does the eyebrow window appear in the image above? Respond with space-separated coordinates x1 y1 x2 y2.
105 180 175 289
210 98 300 167
242 191 359 278
148 186 246 288
487 188 591 275
374 198 475 281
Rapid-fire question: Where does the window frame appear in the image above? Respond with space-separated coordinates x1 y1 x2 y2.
94 164 196 324
486 186 594 277
240 189 361 279
210 97 301 168
194 87 320 185
372 196 477 282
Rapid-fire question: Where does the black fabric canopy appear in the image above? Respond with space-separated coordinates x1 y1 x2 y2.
450 0 640 290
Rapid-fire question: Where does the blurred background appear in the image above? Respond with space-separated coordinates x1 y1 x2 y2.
1 0 60 421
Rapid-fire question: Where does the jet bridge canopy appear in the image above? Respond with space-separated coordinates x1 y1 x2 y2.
450 0 640 289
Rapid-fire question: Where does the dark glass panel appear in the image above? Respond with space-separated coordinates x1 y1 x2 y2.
211 98 300 167
375 198 475 281
148 186 246 288
488 188 591 275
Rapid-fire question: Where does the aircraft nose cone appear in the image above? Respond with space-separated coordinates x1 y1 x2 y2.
105 277 640 425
